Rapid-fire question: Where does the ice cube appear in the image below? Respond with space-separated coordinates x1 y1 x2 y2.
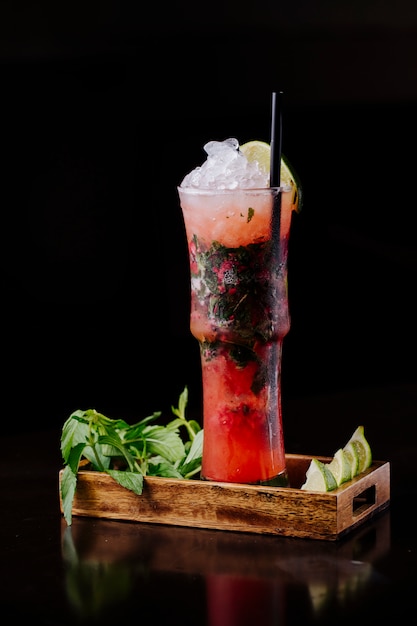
180 138 269 190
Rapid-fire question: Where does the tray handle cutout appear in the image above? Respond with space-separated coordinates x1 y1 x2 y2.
352 485 376 517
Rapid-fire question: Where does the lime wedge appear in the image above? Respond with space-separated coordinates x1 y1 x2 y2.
342 441 360 477
240 140 302 212
327 448 352 487
301 458 337 492
300 425 373 491
345 426 372 474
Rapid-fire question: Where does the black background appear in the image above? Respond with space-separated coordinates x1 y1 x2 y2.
2 2 417 432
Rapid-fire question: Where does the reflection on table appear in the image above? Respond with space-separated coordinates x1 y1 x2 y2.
62 511 390 625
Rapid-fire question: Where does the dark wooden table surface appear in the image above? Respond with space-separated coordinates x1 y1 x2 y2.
1 381 416 625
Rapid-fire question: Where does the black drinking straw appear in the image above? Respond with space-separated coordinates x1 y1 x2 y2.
270 91 283 187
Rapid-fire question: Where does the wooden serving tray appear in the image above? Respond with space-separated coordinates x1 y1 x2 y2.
59 454 390 541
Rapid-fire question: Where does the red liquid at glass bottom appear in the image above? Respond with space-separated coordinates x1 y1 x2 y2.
200 339 287 485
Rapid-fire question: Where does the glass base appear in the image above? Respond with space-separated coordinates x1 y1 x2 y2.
200 469 289 488
257 469 289 488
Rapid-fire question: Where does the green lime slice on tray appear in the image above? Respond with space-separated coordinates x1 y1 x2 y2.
300 426 373 492
301 458 337 492
342 441 360 477
345 425 372 474
327 448 352 486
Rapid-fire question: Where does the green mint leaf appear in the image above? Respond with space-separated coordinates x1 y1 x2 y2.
105 469 144 495
61 410 90 462
184 429 204 464
178 386 188 417
81 445 112 471
165 417 186 431
96 430 125 459
121 412 162 439
98 434 138 472
104 417 131 430
166 417 201 437
147 457 184 479
142 425 185 463
188 420 202 436
176 429 203 478
67 442 87 474
180 457 203 479
171 385 188 419
61 465 77 526
169 386 201 441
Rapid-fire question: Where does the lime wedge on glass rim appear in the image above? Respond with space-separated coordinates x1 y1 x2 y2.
240 140 302 213
300 458 337 492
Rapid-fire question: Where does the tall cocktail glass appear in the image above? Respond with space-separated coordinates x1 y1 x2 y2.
178 140 296 486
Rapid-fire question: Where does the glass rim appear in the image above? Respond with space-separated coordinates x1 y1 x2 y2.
177 185 291 195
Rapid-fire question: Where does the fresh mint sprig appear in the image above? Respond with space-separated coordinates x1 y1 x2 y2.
60 386 203 525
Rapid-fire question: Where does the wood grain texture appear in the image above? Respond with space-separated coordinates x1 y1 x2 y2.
59 454 390 540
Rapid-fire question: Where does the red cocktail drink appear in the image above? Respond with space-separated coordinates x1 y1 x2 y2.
178 139 298 485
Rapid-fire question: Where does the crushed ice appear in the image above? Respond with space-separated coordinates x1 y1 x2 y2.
180 138 269 190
